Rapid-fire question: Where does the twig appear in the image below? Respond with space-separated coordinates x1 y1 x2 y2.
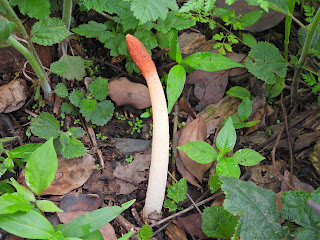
24 109 38 118
99 176 147 191
151 222 171 239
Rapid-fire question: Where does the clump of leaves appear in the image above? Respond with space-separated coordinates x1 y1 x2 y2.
30 112 86 159
55 77 114 126
128 118 144 135
164 178 187 212
302 72 320 105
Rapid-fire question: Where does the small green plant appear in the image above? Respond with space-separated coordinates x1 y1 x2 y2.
128 117 144 135
125 155 133 163
164 178 187 212
138 223 153 240
96 133 107 140
115 112 126 121
140 107 152 118
148 123 153 136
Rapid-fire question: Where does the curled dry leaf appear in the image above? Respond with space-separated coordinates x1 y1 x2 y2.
173 213 206 238
0 79 28 113
178 96 196 119
281 170 315 194
108 77 151 109
178 32 215 55
165 223 188 240
177 116 211 183
18 154 96 195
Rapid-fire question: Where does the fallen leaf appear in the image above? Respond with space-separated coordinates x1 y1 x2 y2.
18 154 96 195
281 170 315 194
59 193 104 212
309 140 320 176
108 77 151 109
178 32 215 55
0 79 28 113
174 213 205 238
178 96 196 119
165 223 188 240
113 150 151 195
178 116 211 182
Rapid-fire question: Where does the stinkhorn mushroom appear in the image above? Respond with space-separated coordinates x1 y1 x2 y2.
126 34 169 218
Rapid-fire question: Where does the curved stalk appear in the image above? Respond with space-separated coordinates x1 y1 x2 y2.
126 34 170 218
59 0 73 56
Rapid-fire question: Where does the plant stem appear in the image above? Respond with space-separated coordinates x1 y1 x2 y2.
59 0 73 55
284 0 296 62
7 35 52 99
291 7 320 106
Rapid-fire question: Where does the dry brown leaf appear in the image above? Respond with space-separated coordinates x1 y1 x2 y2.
173 213 206 238
18 154 96 195
178 96 196 119
165 223 188 240
0 79 28 113
108 77 151 109
113 150 150 195
178 32 215 55
59 193 104 212
178 116 211 182
281 170 315 194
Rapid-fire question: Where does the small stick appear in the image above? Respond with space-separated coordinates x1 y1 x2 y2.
99 176 147 190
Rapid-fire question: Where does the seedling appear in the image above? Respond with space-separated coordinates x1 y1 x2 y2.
96 133 107 140
115 112 126 121
128 118 143 135
125 155 133 163
140 108 152 118
164 178 187 212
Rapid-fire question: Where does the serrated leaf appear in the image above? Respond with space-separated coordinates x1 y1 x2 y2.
30 112 60 140
61 102 76 114
182 52 244 72
0 193 33 214
103 33 127 56
90 100 114 126
134 30 158 54
31 17 71 46
233 149 265 166
81 0 110 13
177 141 217 164
9 0 50 19
80 99 97 121
167 178 187 203
238 97 252 121
69 127 85 139
167 65 186 113
245 41 287 84
56 55 86 81
59 132 86 159
221 176 288 239
226 86 251 100
55 83 68 98
164 199 178 212
138 223 153 240
154 11 196 33
202 206 237 238
50 61 68 75
36 200 63 212
216 157 240 178
216 118 236 154
25 138 57 195
72 21 109 38
131 0 178 24
69 89 85 107
89 77 109 101
179 0 204 13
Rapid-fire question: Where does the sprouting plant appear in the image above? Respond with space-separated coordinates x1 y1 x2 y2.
138 223 153 240
164 178 187 212
213 32 239 55
96 133 107 140
303 4 316 23
149 123 153 136
128 117 144 135
178 122 186 128
140 107 152 118
125 155 133 163
115 112 126 121
73 119 81 124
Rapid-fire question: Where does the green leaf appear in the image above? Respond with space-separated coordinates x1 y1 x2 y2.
167 65 186 113
157 29 182 63
216 118 236 154
233 149 265 166
31 17 71 46
50 61 68 75
9 0 50 19
0 180 15 194
242 33 257 47
154 11 196 33
167 178 187 203
25 138 57 195
55 83 68 98
238 97 252 121
59 200 135 238
80 99 97 121
71 21 109 38
69 127 85 139
61 102 76 114
241 10 264 27
59 132 86 159
209 174 222 193
202 206 238 238
69 89 85 107
0 208 55 239
89 77 109 101
182 52 244 72
221 176 288 239
7 143 42 161
0 193 34 214
30 112 60 140
177 141 217 164
10 178 36 202
226 86 251 100
103 33 127 56
265 77 285 98
117 231 133 240
81 230 103 240
138 223 153 240
130 0 178 24
56 55 86 81
163 199 178 212
216 157 240 178
0 17 12 42
245 41 287 84
90 100 114 126
134 30 158 55
36 200 64 212
179 0 205 13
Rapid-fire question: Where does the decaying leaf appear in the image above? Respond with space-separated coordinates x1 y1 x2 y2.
173 213 206 238
165 223 188 240
108 77 151 109
281 170 315 194
178 96 196 119
18 154 96 195
178 32 215 55
177 116 211 182
0 79 28 113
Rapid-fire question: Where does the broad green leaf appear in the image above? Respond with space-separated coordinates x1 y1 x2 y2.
25 138 57 195
0 180 15 194
202 206 237 238
216 118 236 154
80 99 97 121
7 143 42 160
209 174 222 193
55 83 68 98
9 0 50 19
298 27 320 51
157 29 182 63
31 17 71 46
242 33 257 47
221 176 288 239
103 33 127 56
226 86 251 100
242 120 260 128
56 55 86 81
71 21 109 38
0 136 16 143
59 199 135 238
216 157 240 178
30 113 60 140
0 17 12 42
69 89 85 107
167 65 186 113
59 132 86 159
36 200 63 212
265 77 285 98
69 127 85 139
177 141 217 164
89 77 109 101
167 178 187 203
81 229 103 240
61 102 76 114
238 97 252 121
182 52 244 71
241 10 264 27
138 223 153 240
154 11 196 33
117 231 133 240
130 0 178 24
164 199 178 212
245 41 287 84
0 193 33 214
50 61 68 75
90 100 114 126
0 208 55 239
134 30 158 55
232 149 265 166
10 178 36 202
